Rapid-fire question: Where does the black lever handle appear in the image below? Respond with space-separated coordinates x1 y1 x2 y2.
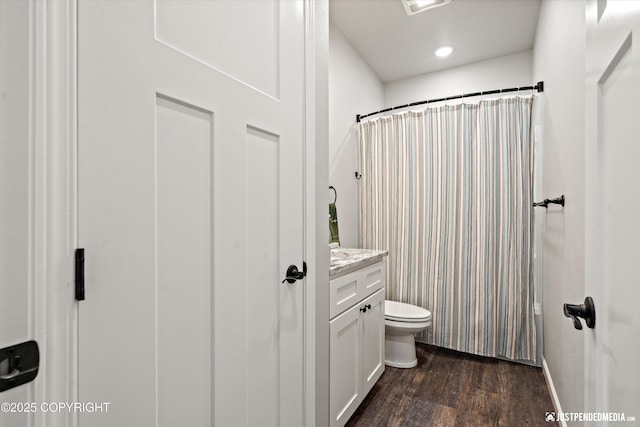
563 297 596 330
282 262 307 284
0 341 40 392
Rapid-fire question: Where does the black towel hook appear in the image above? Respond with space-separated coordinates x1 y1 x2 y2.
329 186 337 204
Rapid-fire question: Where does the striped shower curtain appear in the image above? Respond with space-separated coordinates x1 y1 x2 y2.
359 96 536 363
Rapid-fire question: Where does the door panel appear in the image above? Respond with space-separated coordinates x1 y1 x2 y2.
155 95 212 426
585 0 640 420
78 1 305 425
361 289 385 396
245 124 281 426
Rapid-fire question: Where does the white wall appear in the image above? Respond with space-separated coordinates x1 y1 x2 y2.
329 25 383 248
533 0 586 419
384 50 533 107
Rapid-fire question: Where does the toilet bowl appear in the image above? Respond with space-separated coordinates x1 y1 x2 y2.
384 300 432 368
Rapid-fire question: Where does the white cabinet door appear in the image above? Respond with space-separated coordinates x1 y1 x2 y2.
361 289 385 397
330 304 362 427
78 1 306 426
329 278 386 427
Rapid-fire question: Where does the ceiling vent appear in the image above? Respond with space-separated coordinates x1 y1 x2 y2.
401 0 452 15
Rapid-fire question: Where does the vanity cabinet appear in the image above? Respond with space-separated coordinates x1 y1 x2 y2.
329 262 385 427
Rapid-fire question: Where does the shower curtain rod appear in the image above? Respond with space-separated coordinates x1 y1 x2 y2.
356 81 544 123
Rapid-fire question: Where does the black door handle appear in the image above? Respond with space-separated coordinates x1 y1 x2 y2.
564 297 596 330
0 341 40 392
282 262 307 284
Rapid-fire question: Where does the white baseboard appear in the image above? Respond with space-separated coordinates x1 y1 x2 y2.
542 358 567 427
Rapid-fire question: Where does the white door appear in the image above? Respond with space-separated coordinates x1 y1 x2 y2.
0 1 36 425
585 0 640 422
360 289 384 397
78 1 306 426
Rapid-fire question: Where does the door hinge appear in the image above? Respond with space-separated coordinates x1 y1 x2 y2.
75 248 85 301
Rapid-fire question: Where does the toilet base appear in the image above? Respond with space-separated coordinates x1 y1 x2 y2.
384 329 418 368
385 358 417 369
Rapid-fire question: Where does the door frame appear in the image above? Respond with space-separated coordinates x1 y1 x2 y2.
304 2 330 426
35 1 326 425
583 0 599 411
27 0 79 425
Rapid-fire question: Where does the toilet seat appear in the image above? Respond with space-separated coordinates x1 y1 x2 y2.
385 300 431 323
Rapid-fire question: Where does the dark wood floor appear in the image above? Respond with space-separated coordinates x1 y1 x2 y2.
346 343 558 427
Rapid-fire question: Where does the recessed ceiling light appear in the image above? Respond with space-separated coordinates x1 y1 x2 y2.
401 0 452 16
435 46 453 57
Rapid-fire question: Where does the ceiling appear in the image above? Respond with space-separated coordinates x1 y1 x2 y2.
329 0 542 83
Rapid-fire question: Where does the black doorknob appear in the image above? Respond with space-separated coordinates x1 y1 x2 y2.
563 297 596 330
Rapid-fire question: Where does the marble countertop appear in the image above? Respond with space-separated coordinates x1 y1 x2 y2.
329 247 388 278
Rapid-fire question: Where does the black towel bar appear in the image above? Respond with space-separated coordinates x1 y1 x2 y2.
533 195 565 208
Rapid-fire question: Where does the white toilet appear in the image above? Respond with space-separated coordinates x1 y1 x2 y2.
384 300 432 368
